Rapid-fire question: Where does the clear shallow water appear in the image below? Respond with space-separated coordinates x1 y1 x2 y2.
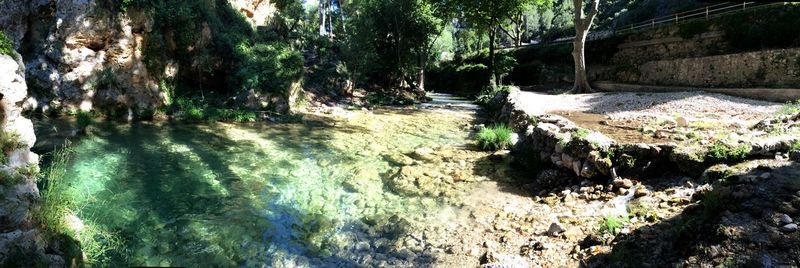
36 108 476 266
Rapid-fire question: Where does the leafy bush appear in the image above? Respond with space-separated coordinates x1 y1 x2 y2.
476 124 514 151
0 31 13 57
705 141 750 164
235 43 304 95
791 140 800 152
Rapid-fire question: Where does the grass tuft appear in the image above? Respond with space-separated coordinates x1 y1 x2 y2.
599 214 628 235
476 124 513 151
705 141 750 164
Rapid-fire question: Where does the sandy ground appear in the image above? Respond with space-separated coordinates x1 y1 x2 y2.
515 91 783 123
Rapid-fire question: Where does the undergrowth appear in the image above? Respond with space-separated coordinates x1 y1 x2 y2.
0 130 26 164
705 141 751 164
0 31 13 57
777 100 800 116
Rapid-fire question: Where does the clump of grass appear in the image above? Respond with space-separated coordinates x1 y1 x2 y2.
35 147 73 236
476 124 513 151
705 141 751 164
791 140 800 152
0 130 26 164
777 100 800 116
599 214 628 235
174 98 258 123
34 147 124 265
572 128 590 139
76 111 95 131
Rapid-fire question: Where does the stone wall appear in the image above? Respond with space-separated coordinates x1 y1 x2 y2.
496 88 800 180
591 20 800 89
0 52 62 266
614 48 800 88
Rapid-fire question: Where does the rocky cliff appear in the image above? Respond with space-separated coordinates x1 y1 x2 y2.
1 0 289 116
0 50 62 266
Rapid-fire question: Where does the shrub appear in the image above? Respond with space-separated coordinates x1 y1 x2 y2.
235 43 304 95
0 31 13 57
705 141 750 164
476 124 513 151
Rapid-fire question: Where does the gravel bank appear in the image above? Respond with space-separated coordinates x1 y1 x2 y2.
516 91 783 123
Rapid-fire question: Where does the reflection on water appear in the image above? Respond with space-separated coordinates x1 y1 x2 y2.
35 108 476 266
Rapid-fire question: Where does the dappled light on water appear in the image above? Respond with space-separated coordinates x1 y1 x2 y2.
46 109 475 266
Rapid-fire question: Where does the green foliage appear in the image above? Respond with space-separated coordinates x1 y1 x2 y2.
206 107 258 122
346 0 445 88
173 97 257 123
572 128 590 139
791 140 800 152
76 111 95 130
175 98 206 122
0 31 13 57
778 100 800 116
0 130 25 165
705 141 750 164
722 5 800 52
235 43 304 95
599 214 628 235
476 124 514 151
34 147 124 266
34 148 73 236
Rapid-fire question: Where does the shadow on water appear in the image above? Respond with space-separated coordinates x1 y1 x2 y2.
62 121 363 266
46 116 447 266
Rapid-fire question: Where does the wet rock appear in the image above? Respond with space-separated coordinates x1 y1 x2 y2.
355 241 371 252
780 223 798 233
613 178 634 189
779 214 793 225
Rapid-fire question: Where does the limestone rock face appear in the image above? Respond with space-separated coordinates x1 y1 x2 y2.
0 52 58 266
228 0 276 26
20 0 162 114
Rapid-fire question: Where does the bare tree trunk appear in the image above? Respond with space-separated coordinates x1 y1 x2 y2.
489 27 497 88
319 0 328 36
571 0 600 94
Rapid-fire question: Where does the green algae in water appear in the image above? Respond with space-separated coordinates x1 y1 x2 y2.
45 109 472 266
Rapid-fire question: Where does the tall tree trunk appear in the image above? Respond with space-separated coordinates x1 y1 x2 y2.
337 0 347 34
571 0 600 93
319 0 328 36
489 27 497 88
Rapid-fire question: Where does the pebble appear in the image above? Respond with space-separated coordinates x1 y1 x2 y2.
781 223 798 233
780 214 793 225
759 172 772 179
613 178 634 189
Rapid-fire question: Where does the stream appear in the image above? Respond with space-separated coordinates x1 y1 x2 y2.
33 95 490 267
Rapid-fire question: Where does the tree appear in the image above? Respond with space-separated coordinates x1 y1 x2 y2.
571 0 599 93
346 0 446 91
459 0 551 88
